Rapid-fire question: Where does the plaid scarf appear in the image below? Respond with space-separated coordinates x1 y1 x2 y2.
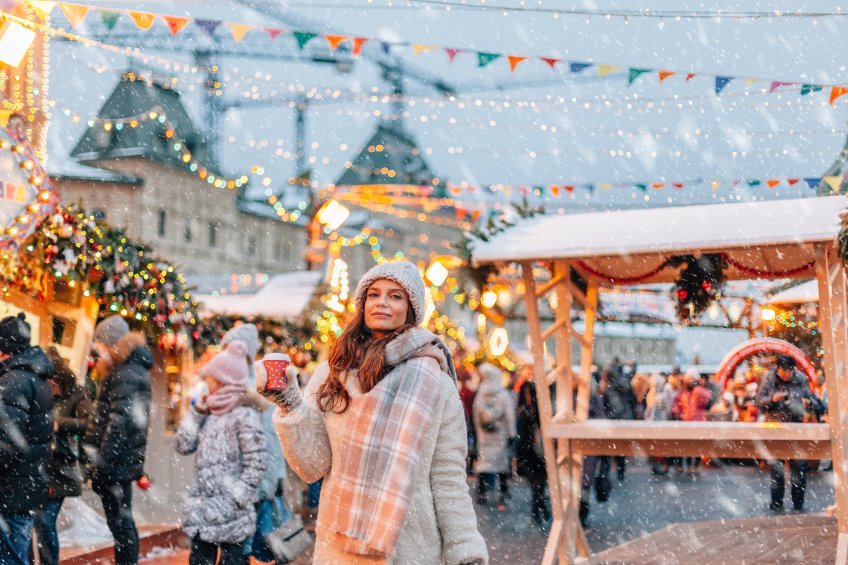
322 327 457 557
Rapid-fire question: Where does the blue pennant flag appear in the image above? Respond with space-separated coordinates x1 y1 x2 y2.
195 20 221 37
570 62 593 74
804 177 821 190
715 76 733 95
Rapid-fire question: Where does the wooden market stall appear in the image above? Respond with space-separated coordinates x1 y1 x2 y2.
470 195 848 564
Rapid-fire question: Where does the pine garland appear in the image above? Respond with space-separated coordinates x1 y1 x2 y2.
668 254 726 322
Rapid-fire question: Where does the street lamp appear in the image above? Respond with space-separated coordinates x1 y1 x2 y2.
307 199 351 270
316 200 350 231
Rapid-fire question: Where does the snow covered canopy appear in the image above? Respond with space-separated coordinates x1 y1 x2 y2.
769 279 819 304
472 195 848 283
197 271 323 320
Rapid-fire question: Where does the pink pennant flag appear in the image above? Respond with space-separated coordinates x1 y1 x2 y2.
264 28 284 40
445 48 461 62
769 81 794 93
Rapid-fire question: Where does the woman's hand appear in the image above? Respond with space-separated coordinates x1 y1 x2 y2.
263 364 304 414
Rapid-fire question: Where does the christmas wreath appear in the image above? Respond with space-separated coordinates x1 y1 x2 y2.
668 254 726 322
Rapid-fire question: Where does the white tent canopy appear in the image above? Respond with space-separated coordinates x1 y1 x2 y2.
769 279 819 305
471 196 848 283
197 271 323 320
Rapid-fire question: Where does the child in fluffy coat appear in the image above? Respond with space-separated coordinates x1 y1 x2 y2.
176 341 267 565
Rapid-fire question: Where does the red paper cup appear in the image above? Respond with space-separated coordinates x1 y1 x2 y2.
263 353 291 392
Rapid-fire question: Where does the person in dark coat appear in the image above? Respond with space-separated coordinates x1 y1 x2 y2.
33 348 92 565
756 355 823 511
83 316 152 565
0 313 54 565
598 358 635 482
515 381 549 526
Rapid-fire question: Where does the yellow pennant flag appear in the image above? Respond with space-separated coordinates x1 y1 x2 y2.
30 1 56 18
229 23 254 42
711 181 720 191
744 78 761 85
598 65 621 77
129 11 155 30
600 183 612 190
823 176 843 192
59 3 89 28
411 44 435 55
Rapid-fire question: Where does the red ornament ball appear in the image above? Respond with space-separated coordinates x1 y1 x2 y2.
677 289 688 300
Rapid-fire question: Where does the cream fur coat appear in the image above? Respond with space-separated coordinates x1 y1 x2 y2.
275 352 488 564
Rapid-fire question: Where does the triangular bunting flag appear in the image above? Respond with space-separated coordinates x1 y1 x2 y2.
651 183 665 189
635 183 647 192
471 209 482 221
569 62 593 73
163 16 190 35
766 179 780 188
600 183 612 190
787 178 800 185
98 10 119 30
129 11 155 30
477 52 501 68
747 179 762 187
264 28 284 40
230 23 253 42
685 73 695 81
672 182 684 189
59 3 89 28
195 19 221 37
658 71 675 82
628 68 651 85
30 1 56 18
769 81 793 93
715 76 733 95
824 176 843 192
598 65 621 77
564 185 575 193
711 181 720 190
411 44 435 55
541 57 560 69
352 37 368 56
508 56 528 72
830 86 848 105
350 37 368 57
804 178 821 189
585 184 595 194
550 185 561 196
325 34 348 51
744 78 761 85
800 84 823 96
445 48 461 62
293 32 317 50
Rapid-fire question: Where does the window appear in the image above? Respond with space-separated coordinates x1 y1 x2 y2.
184 218 192 242
208 222 217 248
157 209 167 238
92 209 107 221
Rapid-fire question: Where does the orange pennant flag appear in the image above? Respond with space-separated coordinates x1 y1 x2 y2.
325 34 348 51
352 37 368 56
766 179 780 188
59 3 89 28
507 55 528 72
549 185 561 196
129 11 155 30
230 23 254 42
658 71 675 82
411 44 435 55
163 15 190 35
830 86 848 105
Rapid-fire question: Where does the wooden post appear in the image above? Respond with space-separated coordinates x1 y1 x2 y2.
523 262 569 564
815 244 848 565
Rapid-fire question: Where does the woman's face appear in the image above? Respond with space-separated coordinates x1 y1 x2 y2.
364 279 410 338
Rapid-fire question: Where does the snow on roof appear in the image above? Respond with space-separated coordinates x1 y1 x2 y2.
471 196 847 282
197 270 323 320
768 279 819 305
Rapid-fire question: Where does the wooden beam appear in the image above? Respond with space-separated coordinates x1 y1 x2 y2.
816 243 848 565
522 262 570 564
575 282 598 421
541 316 568 342
565 278 591 311
535 271 566 299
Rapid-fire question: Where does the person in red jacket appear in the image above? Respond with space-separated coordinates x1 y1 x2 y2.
672 370 713 476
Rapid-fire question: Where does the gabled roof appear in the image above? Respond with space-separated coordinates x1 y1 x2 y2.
471 196 848 283
71 75 216 169
335 123 438 187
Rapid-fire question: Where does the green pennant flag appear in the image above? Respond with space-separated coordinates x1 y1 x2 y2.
747 179 762 187
293 32 317 50
477 52 501 68
628 68 651 85
800 84 823 96
635 183 647 192
99 10 120 30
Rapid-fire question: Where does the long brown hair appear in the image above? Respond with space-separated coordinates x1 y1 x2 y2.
316 293 416 414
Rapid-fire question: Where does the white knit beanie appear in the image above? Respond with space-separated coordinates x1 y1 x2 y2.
221 323 260 359
200 341 249 387
354 261 426 326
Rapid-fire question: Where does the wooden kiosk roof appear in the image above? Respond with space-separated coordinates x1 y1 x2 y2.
470 195 848 564
472 195 847 283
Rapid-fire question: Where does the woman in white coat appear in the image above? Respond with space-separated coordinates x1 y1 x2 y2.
270 261 488 565
472 363 516 508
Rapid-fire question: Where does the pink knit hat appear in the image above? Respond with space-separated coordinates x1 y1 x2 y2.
200 341 249 387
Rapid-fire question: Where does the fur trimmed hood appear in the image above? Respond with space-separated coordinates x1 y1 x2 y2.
95 332 151 376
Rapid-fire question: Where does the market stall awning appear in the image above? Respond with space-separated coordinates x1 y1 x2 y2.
197 271 323 320
471 196 848 283
768 279 819 304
